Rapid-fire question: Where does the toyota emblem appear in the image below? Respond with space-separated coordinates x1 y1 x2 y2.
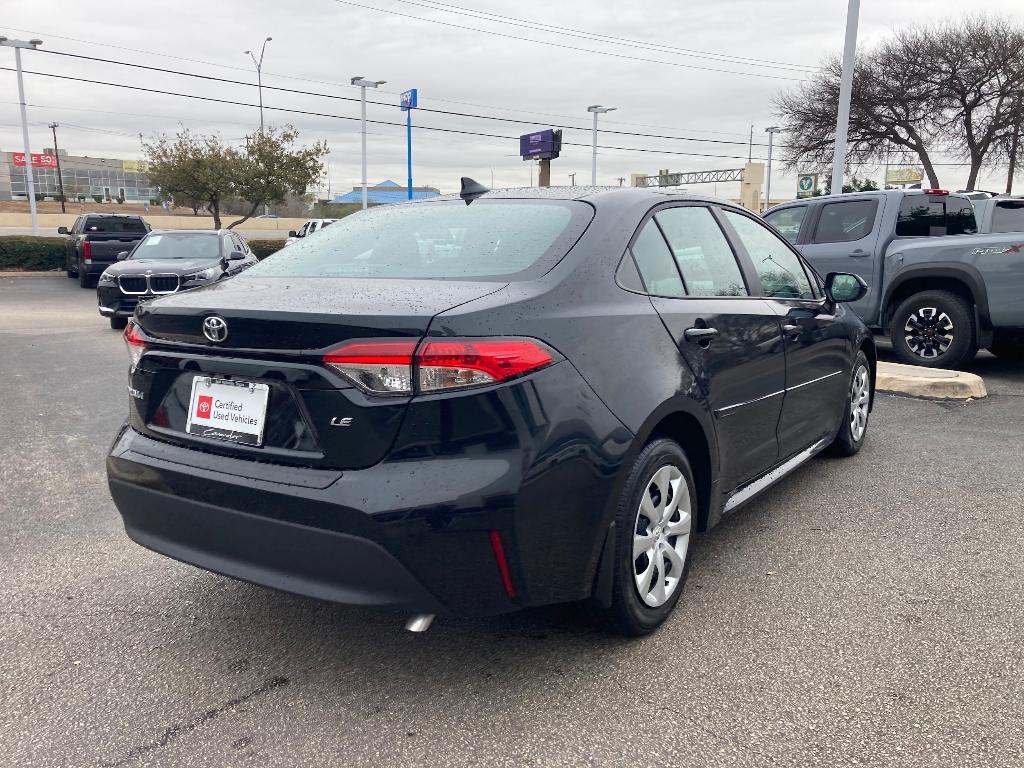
202 316 229 342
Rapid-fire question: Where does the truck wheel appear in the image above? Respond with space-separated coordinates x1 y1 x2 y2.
600 438 697 636
78 262 93 289
889 290 976 369
988 334 1024 362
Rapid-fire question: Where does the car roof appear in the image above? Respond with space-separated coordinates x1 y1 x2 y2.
83 213 146 218
424 185 748 210
147 229 225 235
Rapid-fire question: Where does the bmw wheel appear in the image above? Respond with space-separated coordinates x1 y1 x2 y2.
603 438 696 636
889 290 976 369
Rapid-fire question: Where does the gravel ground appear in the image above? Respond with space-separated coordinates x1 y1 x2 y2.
2 276 1022 768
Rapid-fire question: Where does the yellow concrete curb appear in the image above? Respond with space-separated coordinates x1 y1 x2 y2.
876 361 986 400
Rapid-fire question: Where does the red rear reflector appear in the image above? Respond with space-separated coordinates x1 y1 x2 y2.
488 530 517 598
83 240 92 264
322 340 417 395
417 339 555 392
924 189 949 195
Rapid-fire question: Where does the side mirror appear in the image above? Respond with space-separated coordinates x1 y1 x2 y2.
57 226 69 235
228 250 247 261
116 251 130 261
287 230 297 238
824 272 869 304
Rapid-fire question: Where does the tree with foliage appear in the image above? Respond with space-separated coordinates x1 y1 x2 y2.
776 17 1024 190
143 126 328 229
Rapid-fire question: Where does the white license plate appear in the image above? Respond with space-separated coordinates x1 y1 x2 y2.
185 377 270 446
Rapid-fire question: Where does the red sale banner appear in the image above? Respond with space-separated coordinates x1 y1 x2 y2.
12 153 57 168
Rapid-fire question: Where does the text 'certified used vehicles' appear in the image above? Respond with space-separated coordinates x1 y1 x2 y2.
107 183 875 635
97 230 258 330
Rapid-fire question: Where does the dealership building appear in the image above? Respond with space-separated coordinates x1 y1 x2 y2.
0 148 158 203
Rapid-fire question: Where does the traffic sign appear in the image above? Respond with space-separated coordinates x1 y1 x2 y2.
797 173 818 198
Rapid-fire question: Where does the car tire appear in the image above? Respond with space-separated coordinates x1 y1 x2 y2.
988 334 1024 362
109 317 128 330
889 290 976 368
78 262 93 289
601 438 697 636
827 350 872 457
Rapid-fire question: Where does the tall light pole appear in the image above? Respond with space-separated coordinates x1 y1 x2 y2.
764 126 783 211
832 0 861 195
352 76 386 209
587 105 616 186
244 37 272 132
49 123 66 213
2 36 43 235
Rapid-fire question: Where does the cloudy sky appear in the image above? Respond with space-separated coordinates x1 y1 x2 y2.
3 0 1022 199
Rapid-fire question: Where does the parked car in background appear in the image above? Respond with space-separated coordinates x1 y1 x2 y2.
107 186 874 636
60 214 150 288
970 195 1024 234
765 189 1024 367
285 218 337 246
97 230 257 330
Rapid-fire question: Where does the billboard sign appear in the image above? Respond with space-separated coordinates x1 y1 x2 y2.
796 173 818 198
400 89 418 110
12 152 58 168
122 160 150 173
519 129 562 160
885 167 924 185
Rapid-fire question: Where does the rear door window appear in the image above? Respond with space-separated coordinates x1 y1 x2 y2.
655 206 748 297
991 200 1024 233
946 199 978 235
83 217 148 234
763 206 807 244
812 200 878 243
723 210 816 300
630 219 685 297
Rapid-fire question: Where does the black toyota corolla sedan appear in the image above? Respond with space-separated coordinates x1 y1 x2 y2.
107 184 874 635
97 229 258 330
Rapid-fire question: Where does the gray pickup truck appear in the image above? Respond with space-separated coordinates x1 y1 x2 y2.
764 189 1024 367
59 214 150 288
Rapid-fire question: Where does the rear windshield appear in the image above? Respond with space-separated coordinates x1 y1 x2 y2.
991 200 1024 233
83 217 148 234
131 233 221 260
247 200 592 279
896 196 977 237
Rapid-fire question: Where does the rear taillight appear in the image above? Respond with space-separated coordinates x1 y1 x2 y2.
323 340 417 395
925 188 949 196
123 321 146 371
321 338 556 395
83 241 92 264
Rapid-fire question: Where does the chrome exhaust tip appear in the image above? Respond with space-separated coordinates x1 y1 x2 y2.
404 614 435 633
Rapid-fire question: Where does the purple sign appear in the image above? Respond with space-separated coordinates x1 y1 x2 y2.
519 129 561 159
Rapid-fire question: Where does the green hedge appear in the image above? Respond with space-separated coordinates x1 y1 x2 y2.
245 238 285 260
0 237 66 271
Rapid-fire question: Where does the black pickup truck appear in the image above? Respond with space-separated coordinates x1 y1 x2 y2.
59 214 150 288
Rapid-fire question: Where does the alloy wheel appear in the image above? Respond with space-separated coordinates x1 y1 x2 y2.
632 464 691 608
850 364 870 442
904 306 954 359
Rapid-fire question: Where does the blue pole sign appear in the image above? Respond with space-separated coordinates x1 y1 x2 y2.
401 89 418 200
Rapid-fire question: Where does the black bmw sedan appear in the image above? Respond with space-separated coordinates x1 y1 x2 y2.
107 185 874 635
97 229 258 329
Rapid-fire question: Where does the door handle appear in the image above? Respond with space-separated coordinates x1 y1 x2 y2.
848 250 869 258
684 327 719 343
782 323 802 340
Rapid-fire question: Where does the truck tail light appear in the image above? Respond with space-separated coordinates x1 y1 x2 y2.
924 189 949 196
123 321 147 370
83 240 93 264
321 338 556 395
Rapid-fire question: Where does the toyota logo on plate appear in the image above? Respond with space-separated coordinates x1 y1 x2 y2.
202 316 229 342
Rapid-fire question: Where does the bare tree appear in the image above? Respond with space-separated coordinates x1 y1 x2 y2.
776 17 1024 190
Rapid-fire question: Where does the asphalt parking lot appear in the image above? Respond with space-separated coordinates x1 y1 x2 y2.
2 276 1023 768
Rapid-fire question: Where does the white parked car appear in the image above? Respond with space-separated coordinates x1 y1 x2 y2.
285 218 337 246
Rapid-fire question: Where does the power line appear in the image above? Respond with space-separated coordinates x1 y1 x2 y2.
388 0 817 72
329 0 808 82
1 65 773 162
30 49 789 149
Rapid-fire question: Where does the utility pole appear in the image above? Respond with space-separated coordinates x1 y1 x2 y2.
2 36 43 235
244 37 272 132
831 0 861 195
748 124 754 162
764 126 783 210
352 76 386 209
49 122 66 213
587 105 616 186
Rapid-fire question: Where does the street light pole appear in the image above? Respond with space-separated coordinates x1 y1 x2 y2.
764 126 783 211
2 36 43 235
832 0 861 195
244 37 272 132
587 105 616 186
351 76 386 210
